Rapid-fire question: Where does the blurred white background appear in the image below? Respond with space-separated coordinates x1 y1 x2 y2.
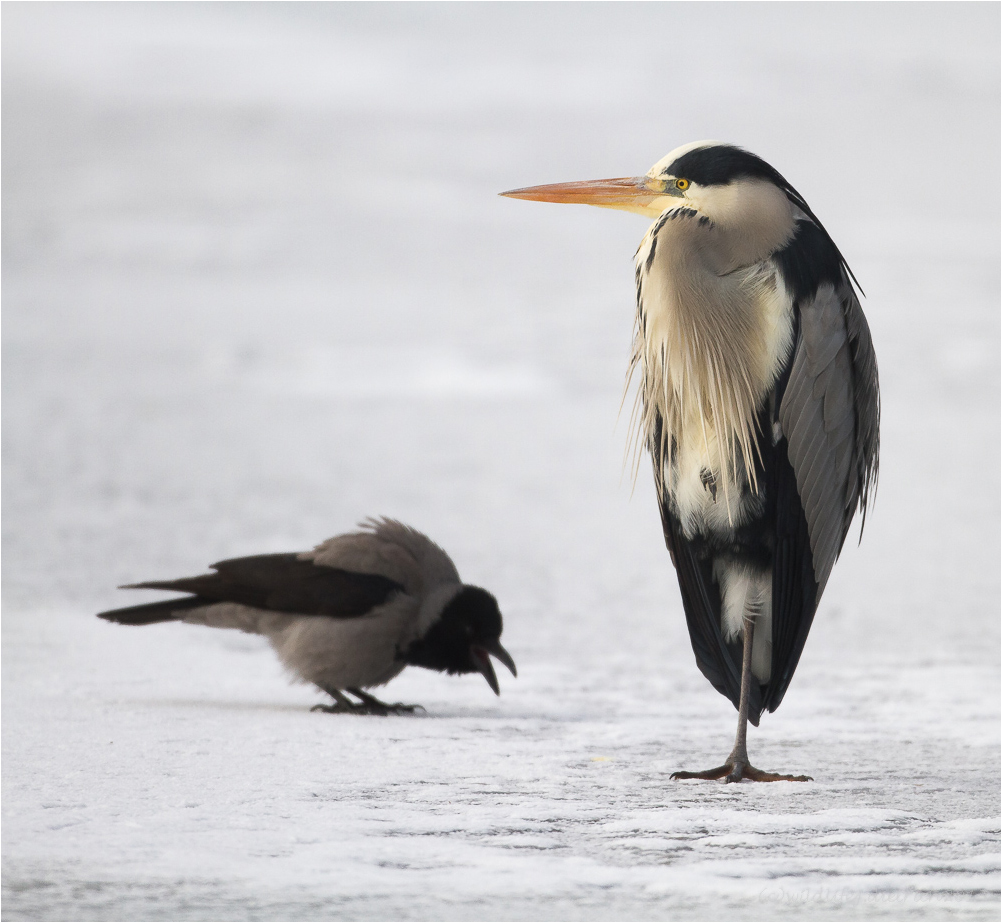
3 3 999 920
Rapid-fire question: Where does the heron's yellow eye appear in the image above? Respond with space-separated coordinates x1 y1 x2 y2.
675 178 690 191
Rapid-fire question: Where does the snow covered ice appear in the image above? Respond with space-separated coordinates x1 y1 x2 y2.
3 4 999 920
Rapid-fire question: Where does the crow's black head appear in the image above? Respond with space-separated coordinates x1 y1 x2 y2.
401 585 516 694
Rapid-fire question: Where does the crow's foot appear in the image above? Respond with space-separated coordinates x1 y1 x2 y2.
347 687 425 716
310 701 380 716
309 688 425 716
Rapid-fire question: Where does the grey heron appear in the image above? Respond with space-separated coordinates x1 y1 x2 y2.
502 142 879 781
99 518 517 714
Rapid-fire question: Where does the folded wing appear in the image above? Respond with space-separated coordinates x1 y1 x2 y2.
99 553 405 625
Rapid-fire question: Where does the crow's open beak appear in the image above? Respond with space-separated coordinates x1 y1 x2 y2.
470 640 517 695
485 639 517 677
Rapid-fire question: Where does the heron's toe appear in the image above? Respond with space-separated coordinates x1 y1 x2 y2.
671 761 812 783
744 766 813 782
670 764 733 781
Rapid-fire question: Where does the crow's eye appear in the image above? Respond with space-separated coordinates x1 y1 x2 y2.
675 178 690 191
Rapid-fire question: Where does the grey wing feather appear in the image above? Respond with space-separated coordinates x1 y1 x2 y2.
844 287 880 527
305 518 461 595
778 281 880 600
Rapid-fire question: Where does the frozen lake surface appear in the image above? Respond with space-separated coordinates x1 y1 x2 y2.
3 4 1000 920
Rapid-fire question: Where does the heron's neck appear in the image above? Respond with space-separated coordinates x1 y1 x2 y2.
629 209 794 501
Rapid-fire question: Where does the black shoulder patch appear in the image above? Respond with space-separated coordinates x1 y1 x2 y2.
775 220 844 304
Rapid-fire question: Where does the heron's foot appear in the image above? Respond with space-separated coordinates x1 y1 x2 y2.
671 760 812 783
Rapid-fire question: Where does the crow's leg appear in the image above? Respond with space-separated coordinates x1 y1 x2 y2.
310 688 370 714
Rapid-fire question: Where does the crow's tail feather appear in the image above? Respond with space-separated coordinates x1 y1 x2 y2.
97 596 205 626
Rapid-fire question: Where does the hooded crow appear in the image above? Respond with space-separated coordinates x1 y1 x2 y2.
97 518 516 715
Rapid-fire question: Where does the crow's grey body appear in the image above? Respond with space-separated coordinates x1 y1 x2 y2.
181 591 416 692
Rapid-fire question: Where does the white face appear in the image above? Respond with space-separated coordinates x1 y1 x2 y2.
613 141 723 219
641 144 796 259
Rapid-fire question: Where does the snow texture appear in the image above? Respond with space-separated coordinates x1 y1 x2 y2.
3 4 1000 921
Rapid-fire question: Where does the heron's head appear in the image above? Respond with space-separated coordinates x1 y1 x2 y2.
400 585 517 695
502 141 804 268
501 141 798 228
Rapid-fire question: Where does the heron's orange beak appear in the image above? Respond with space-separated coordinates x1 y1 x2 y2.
500 176 670 217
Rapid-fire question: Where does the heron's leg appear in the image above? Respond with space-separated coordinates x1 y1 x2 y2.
724 611 757 779
347 687 425 716
671 612 811 783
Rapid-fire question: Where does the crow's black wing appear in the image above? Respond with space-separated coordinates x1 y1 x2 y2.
114 554 405 619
